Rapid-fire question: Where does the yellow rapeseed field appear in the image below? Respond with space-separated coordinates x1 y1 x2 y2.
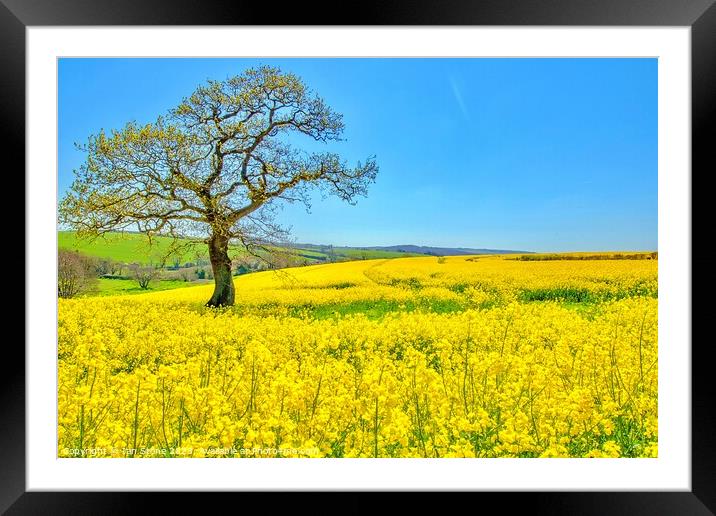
58 255 658 458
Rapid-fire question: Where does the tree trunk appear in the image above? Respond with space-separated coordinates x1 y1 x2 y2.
206 234 235 307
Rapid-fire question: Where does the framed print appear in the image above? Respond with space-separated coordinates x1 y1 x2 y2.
5 0 715 513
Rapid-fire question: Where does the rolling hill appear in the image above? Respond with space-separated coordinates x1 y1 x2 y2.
58 231 531 265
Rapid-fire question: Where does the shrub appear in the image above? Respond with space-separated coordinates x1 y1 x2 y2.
58 250 99 298
129 264 161 289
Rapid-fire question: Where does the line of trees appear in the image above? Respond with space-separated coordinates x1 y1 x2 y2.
513 252 658 261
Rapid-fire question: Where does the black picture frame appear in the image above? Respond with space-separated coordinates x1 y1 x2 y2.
4 0 714 513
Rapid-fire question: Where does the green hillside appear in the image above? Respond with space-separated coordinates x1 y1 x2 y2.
332 247 426 259
58 231 429 266
94 278 209 296
58 231 211 264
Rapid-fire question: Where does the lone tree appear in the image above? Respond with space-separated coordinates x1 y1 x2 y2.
129 263 160 290
59 66 378 306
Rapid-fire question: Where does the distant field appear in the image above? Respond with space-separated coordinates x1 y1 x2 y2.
58 231 429 266
58 231 302 265
511 251 657 261
58 231 209 264
292 248 332 260
92 277 211 297
332 247 426 259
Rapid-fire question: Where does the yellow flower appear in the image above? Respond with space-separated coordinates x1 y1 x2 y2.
57 255 657 458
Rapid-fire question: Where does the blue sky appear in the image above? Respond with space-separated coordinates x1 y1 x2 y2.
58 58 657 252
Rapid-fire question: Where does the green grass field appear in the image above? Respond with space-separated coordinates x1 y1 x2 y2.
58 231 210 264
59 231 307 264
59 231 428 266
332 247 426 259
292 248 332 260
91 277 211 296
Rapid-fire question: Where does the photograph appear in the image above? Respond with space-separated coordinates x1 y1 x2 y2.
56 57 659 460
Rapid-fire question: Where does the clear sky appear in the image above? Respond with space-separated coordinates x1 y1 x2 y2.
58 58 657 252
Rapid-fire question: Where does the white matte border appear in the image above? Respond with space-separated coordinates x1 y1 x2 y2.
27 27 690 491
